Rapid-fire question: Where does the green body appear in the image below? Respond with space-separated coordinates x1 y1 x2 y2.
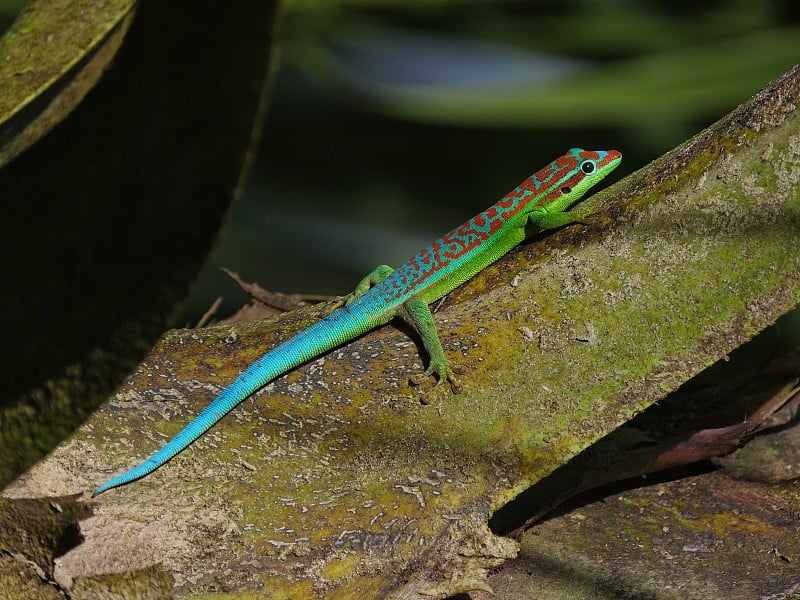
94 148 622 495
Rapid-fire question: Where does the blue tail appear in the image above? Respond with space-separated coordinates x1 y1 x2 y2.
94 301 386 495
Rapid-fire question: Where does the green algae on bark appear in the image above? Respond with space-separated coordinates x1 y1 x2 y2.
4 63 800 598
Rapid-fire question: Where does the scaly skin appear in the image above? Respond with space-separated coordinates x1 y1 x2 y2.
94 148 621 495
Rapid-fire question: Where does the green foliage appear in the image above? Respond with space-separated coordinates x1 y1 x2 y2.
277 0 796 128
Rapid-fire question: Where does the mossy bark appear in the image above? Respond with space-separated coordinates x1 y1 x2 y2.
3 63 800 598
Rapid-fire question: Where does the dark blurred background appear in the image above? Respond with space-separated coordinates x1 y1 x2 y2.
2 0 798 325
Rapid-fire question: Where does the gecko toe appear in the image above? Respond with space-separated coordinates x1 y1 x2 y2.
448 374 463 395
410 361 463 402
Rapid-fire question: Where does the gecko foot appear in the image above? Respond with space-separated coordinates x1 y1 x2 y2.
328 295 348 310
410 361 464 404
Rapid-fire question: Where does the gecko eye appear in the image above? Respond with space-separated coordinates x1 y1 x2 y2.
580 160 596 174
560 186 572 195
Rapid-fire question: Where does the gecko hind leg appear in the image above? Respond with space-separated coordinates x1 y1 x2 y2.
345 265 395 305
326 265 395 312
400 297 463 404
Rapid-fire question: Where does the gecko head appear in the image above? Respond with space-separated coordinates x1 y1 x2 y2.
555 148 622 201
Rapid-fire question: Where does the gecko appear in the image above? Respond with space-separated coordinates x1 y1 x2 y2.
94 148 621 495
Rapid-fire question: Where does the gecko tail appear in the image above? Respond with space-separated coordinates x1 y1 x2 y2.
93 366 271 496
94 303 383 496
